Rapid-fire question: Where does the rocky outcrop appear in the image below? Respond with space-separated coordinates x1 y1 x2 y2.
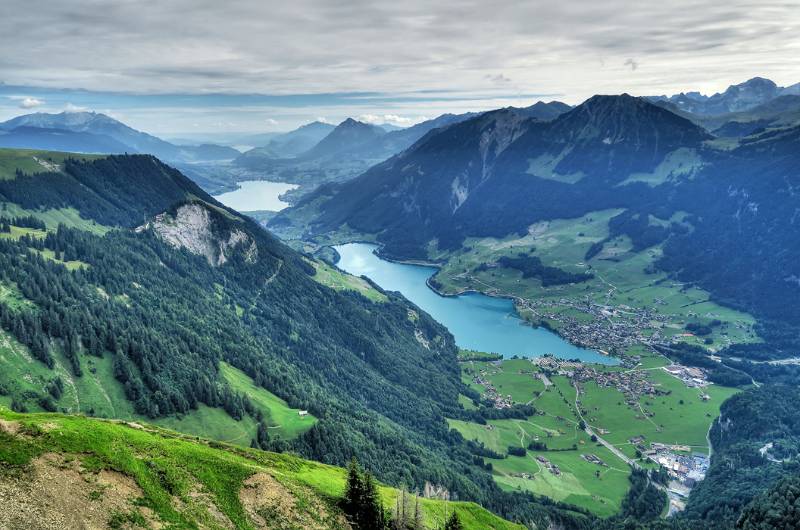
139 202 258 266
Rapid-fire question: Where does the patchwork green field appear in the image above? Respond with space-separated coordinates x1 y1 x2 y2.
580 370 738 454
428 209 759 352
451 356 738 516
492 445 632 517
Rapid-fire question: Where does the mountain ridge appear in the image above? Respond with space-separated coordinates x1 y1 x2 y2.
0 111 240 163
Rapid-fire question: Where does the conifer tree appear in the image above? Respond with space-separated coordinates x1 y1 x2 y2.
444 512 463 530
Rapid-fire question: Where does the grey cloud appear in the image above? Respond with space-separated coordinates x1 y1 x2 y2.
624 59 638 72
0 0 797 129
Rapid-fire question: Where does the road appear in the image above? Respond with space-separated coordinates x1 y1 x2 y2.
572 381 670 498
572 382 640 469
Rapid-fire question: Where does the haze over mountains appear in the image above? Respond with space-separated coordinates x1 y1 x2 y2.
0 111 241 163
649 77 800 115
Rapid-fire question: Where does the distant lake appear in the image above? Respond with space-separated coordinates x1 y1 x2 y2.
213 180 299 212
335 243 616 365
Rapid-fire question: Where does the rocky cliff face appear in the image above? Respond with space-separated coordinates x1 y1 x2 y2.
140 202 258 266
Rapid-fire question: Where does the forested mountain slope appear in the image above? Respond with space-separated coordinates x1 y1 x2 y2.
271 93 800 527
272 95 800 342
0 148 592 528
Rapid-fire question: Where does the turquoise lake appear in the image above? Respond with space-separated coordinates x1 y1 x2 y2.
214 180 298 212
334 243 616 364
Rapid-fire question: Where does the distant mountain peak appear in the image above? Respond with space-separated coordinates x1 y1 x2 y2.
298 117 386 160
0 110 238 163
739 76 777 88
563 93 699 127
650 77 796 115
337 117 381 130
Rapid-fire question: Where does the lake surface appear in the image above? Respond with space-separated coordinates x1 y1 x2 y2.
213 180 299 212
335 243 616 364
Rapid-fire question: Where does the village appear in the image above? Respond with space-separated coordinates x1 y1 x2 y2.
513 290 749 358
470 354 712 411
518 296 676 355
462 350 723 518
469 372 514 409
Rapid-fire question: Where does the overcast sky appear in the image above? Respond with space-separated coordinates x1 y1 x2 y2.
1 0 798 136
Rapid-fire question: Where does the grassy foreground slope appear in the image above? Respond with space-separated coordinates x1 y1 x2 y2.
0 409 523 530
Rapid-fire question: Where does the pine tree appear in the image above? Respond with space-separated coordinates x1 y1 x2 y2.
344 458 387 529
444 512 463 530
413 495 424 530
345 458 365 525
361 471 386 529
256 421 270 449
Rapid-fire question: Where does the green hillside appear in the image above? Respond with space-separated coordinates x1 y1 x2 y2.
0 408 524 530
0 148 105 180
0 148 591 528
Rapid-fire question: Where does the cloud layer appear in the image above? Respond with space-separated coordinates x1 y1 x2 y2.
0 0 798 133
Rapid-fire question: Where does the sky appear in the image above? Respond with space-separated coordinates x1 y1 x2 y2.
1 0 799 137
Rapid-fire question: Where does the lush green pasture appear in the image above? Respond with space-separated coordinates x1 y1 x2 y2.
430 209 759 350
0 148 104 179
1 203 111 234
306 257 388 302
0 329 316 447
0 282 33 311
0 225 47 240
492 444 631 517
0 409 524 530
220 362 317 440
36 248 89 270
579 372 738 453
462 358 544 404
451 357 735 516
459 394 478 410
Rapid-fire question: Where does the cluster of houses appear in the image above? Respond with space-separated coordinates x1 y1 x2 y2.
536 455 561 475
581 453 607 467
470 373 514 409
573 364 666 405
521 296 672 356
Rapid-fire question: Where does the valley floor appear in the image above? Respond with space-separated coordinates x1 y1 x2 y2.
286 207 757 518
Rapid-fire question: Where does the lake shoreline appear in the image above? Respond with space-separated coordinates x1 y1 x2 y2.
333 241 617 365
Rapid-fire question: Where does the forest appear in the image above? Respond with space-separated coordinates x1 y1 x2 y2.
0 154 594 528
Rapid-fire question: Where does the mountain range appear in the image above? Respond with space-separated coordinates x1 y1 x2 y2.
649 76 800 115
0 111 241 163
231 101 571 200
272 88 800 347
3 75 800 530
